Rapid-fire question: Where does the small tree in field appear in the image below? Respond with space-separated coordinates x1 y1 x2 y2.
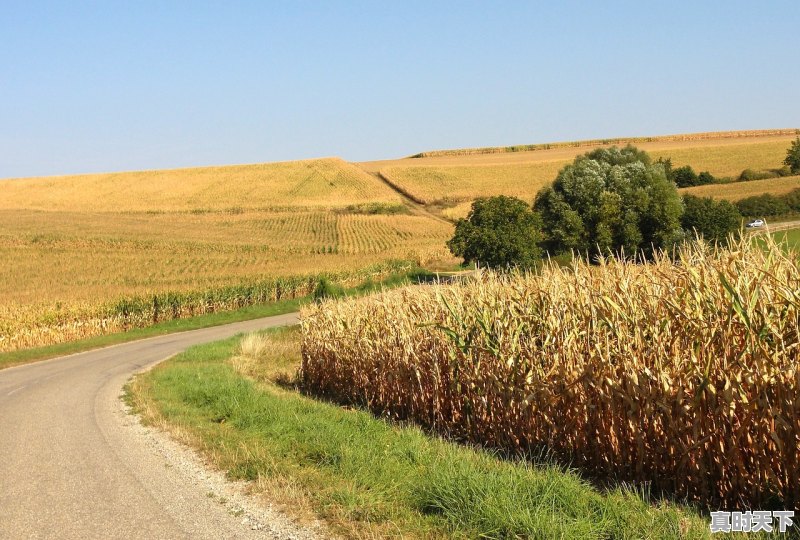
447 196 542 269
785 137 800 174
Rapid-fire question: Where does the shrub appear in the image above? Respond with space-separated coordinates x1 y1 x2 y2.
697 171 717 185
681 195 741 245
735 194 791 217
447 196 543 269
739 168 778 182
672 165 700 187
783 188 800 213
312 277 345 301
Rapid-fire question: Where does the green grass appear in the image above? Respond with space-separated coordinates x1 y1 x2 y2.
127 327 710 539
0 270 431 371
772 228 800 250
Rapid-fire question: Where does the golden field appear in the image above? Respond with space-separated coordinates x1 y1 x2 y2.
301 238 800 507
368 132 797 218
680 175 800 201
0 157 456 352
4 129 798 352
0 158 402 212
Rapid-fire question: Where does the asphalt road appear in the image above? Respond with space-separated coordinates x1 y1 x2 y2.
0 313 304 540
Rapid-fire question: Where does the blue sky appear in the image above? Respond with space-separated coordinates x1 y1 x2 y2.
2 1 798 178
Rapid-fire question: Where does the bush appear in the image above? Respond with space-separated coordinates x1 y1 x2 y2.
735 194 791 217
681 195 741 245
739 168 778 182
534 145 683 258
313 278 345 301
784 188 800 213
447 196 543 269
673 165 700 187
697 171 717 185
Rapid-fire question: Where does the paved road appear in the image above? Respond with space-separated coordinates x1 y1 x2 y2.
0 313 302 539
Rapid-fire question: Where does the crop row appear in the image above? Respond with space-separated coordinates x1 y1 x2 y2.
301 239 800 507
0 260 413 353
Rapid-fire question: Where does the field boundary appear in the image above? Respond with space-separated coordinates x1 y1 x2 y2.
410 128 800 158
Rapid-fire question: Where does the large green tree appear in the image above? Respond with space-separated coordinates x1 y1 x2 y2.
785 137 800 174
681 195 741 245
447 195 542 269
533 145 684 258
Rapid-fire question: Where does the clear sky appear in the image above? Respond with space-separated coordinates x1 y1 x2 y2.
2 1 799 178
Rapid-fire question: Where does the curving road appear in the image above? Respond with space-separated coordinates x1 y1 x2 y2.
0 313 304 540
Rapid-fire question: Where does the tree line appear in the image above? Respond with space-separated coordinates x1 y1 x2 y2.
448 138 800 269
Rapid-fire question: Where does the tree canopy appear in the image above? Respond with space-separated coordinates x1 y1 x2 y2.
681 195 741 245
447 195 542 269
533 145 684 258
785 137 800 174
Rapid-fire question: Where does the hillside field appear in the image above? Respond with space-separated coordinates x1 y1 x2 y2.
366 132 798 219
0 157 456 352
3 129 799 352
0 158 403 212
680 175 800 201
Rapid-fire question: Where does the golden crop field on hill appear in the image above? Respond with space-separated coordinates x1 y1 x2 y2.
0 209 453 306
0 158 402 212
4 130 797 353
370 134 796 219
0 155 457 352
680 175 800 201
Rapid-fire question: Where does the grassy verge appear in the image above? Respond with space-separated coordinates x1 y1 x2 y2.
773 228 800 250
127 327 710 539
0 270 430 371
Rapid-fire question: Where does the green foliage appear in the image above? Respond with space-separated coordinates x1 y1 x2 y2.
313 277 345 301
534 146 684 258
785 137 800 174
447 196 543 269
698 171 717 185
735 194 791 217
673 165 700 187
783 188 800 213
739 168 779 182
681 195 741 245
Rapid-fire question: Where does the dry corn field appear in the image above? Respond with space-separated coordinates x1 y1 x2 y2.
1 260 415 353
301 238 800 507
0 156 457 352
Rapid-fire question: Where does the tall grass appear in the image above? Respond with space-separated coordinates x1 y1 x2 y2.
301 238 800 507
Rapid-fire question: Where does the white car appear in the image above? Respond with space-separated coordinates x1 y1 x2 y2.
746 219 765 228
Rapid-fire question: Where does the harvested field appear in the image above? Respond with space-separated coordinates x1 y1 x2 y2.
680 175 800 201
0 158 402 212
